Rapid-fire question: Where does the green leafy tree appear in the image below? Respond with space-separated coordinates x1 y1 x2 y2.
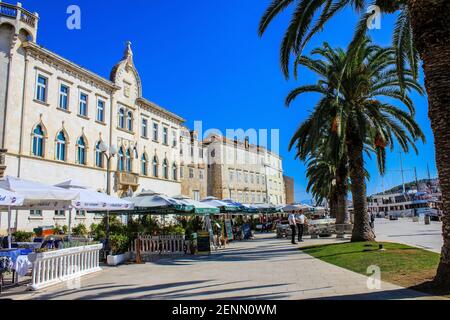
287 38 424 241
259 0 450 286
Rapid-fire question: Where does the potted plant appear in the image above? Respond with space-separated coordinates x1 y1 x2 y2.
106 234 130 266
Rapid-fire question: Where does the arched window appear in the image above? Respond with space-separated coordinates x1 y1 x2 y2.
141 153 148 176
95 141 103 168
118 108 125 129
117 147 124 171
77 136 87 165
125 148 132 172
32 125 45 157
172 163 178 181
127 111 133 131
56 131 66 161
152 156 159 178
163 158 169 179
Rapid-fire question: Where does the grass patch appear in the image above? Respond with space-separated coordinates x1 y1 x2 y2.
301 242 440 290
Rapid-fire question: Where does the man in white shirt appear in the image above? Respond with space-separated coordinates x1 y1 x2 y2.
295 211 307 242
288 213 297 244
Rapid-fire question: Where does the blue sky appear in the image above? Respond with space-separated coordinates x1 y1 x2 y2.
21 0 437 202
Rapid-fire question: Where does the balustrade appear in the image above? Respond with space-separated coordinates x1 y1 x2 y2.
28 243 102 291
0 3 37 27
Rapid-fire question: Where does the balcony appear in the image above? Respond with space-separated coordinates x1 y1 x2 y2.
0 2 38 28
115 171 140 191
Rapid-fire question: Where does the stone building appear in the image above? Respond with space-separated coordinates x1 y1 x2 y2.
0 3 186 232
283 175 295 205
204 134 285 205
179 127 207 201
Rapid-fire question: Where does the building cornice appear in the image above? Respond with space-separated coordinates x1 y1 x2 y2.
204 136 282 159
23 41 120 94
137 97 185 125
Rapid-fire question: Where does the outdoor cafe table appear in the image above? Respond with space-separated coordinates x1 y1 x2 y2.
0 249 33 291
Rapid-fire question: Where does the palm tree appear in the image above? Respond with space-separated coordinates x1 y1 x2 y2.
259 0 450 285
305 151 338 216
287 38 425 241
304 151 350 224
291 114 350 224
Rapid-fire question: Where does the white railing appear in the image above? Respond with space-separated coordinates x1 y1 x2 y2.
132 235 187 255
28 243 103 291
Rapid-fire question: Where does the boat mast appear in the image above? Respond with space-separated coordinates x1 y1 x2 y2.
414 167 419 191
399 151 406 193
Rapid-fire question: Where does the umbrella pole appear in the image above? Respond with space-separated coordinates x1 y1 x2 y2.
68 207 74 243
14 209 18 230
106 210 110 256
7 206 12 249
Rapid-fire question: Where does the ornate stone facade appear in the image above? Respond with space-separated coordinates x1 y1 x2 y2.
179 128 208 201
204 134 286 205
0 3 186 232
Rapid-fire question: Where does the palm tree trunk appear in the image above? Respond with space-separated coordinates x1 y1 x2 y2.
347 139 375 242
409 0 450 287
329 193 338 219
336 161 349 225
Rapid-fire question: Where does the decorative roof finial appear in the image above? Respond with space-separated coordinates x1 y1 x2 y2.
124 40 133 60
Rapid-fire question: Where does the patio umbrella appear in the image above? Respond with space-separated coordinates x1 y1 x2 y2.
55 180 134 239
0 176 79 210
282 204 310 213
252 203 284 214
200 197 240 213
222 199 258 214
55 180 133 211
173 195 220 215
123 191 194 214
0 188 25 249
0 176 80 246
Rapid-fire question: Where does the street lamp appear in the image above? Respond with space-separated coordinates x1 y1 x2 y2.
99 142 117 257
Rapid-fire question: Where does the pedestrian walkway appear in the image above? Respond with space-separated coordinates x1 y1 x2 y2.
374 218 442 253
5 233 439 300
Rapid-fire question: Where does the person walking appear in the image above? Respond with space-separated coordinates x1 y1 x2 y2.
288 213 297 244
296 210 307 242
370 212 375 229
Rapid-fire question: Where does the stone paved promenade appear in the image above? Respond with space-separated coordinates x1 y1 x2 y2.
6 233 439 300
374 218 442 253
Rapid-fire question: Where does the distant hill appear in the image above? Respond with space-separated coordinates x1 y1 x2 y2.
375 178 439 195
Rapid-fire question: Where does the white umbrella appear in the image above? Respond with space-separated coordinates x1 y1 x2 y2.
0 176 79 247
0 176 79 210
0 188 25 249
0 188 24 207
128 193 186 209
55 180 134 240
55 180 133 211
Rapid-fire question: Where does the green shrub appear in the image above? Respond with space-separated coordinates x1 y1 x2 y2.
90 216 128 241
53 224 63 235
168 225 185 235
109 234 129 255
90 223 105 241
72 224 88 237
62 225 69 234
13 231 34 242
